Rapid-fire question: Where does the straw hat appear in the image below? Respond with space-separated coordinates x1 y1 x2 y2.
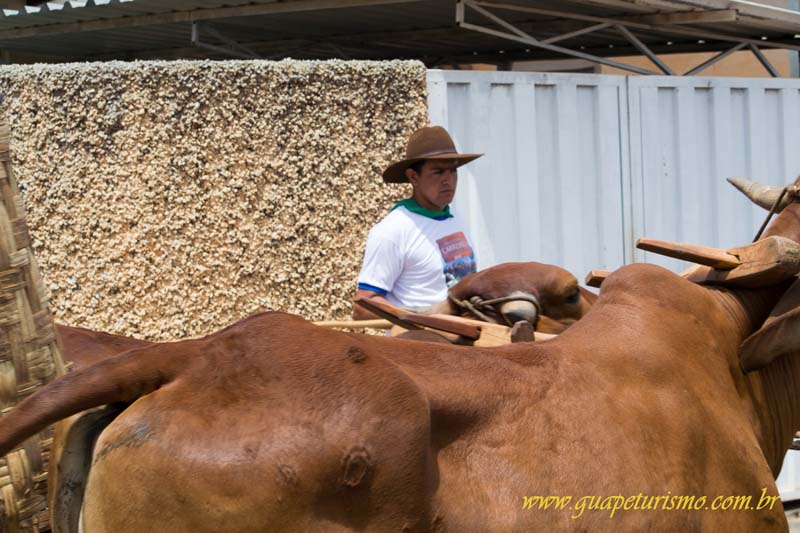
383 126 482 183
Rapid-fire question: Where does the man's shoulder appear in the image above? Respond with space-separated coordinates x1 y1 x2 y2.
369 206 413 235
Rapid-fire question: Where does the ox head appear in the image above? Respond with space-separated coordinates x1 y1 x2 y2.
442 261 596 333
730 177 800 371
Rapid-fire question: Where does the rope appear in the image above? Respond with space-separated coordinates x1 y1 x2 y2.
448 292 541 327
753 186 789 243
752 185 800 242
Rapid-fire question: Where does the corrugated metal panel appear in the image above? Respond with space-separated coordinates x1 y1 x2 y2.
779 452 800 501
629 76 800 272
427 70 629 280
427 70 800 501
431 72 800 276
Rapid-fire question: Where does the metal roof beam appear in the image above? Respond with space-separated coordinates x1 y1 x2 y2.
473 0 800 52
59 22 507 62
542 22 612 45
465 0 534 41
749 43 780 77
564 0 654 12
683 41 747 75
0 0 424 40
68 33 718 64
458 0 661 75
615 24 674 74
623 9 738 25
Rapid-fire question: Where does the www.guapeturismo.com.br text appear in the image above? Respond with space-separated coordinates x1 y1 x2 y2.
522 488 780 519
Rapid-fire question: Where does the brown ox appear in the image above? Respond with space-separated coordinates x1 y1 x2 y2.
2 181 799 531
395 261 596 343
436 261 596 333
356 260 597 331
38 261 594 529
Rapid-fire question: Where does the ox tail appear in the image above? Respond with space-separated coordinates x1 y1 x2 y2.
0 344 186 457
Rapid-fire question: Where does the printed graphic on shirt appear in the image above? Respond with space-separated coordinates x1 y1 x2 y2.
436 231 477 287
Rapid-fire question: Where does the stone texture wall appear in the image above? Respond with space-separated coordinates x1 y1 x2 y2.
0 60 428 340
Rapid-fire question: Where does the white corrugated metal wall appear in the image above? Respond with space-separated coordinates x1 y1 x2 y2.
630 76 800 272
427 71 630 277
427 69 800 501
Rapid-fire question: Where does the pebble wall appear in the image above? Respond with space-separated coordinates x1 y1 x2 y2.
0 60 428 340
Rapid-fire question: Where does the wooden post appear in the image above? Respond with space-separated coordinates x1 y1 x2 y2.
313 319 392 329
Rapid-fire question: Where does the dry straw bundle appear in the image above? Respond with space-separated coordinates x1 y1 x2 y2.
0 117 66 533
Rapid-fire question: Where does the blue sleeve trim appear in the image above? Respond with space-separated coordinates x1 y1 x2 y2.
357 283 389 296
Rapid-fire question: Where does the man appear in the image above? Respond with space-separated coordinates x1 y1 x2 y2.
353 126 482 320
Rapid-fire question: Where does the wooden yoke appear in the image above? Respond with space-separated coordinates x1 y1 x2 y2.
682 237 800 287
639 236 800 288
351 298 425 332
352 297 554 346
586 236 800 289
314 319 393 329
637 238 741 269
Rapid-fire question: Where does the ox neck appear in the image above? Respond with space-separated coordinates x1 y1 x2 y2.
757 354 800 475
713 283 800 474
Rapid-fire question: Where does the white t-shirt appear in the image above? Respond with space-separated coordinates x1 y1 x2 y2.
357 205 477 308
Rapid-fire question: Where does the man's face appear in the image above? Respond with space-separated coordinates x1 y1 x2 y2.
406 159 459 211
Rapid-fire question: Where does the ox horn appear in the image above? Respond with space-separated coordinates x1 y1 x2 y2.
728 177 792 213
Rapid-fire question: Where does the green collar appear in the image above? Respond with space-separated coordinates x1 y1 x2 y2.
392 198 453 220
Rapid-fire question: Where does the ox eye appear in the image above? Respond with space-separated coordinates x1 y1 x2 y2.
565 289 580 304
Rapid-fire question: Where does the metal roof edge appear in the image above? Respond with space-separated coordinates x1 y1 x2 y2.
1 0 127 19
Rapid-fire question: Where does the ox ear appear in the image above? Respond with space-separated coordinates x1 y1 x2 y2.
740 279 800 372
740 307 800 372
